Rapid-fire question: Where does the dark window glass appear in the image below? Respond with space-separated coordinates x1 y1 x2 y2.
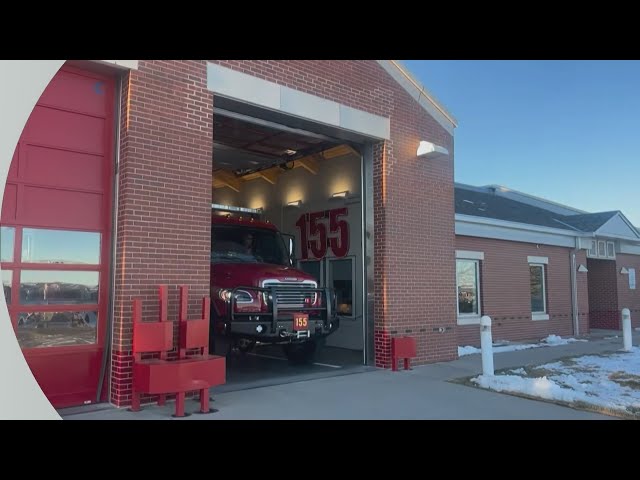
331 259 353 316
457 259 479 315
530 265 546 313
212 226 288 266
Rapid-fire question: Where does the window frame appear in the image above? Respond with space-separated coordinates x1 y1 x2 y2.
455 252 483 325
529 262 548 320
1 225 103 350
327 256 356 319
606 241 615 259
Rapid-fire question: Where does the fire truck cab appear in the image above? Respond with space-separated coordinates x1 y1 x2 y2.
210 204 339 364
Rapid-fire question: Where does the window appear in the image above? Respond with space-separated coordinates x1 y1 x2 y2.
329 258 354 317
211 225 289 266
21 228 100 264
0 226 102 349
587 238 616 260
1 226 15 262
606 241 615 259
529 264 548 320
456 259 480 319
2 269 11 305
598 241 606 257
19 271 99 305
16 310 98 348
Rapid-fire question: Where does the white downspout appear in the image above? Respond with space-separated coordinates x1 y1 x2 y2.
570 237 580 337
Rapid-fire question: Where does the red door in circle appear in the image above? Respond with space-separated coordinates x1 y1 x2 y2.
0 65 115 408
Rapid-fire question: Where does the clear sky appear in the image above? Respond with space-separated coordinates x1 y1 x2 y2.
403 60 640 226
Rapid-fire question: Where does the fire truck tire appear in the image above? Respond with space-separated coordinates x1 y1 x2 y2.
282 338 325 365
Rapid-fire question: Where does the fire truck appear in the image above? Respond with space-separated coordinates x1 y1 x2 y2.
210 204 339 364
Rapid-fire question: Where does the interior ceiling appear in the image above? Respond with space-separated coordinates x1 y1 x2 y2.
213 114 338 174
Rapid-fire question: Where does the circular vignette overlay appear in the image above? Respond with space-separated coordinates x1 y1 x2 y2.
0 60 65 419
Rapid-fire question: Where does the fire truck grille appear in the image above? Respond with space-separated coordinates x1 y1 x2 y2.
262 281 317 308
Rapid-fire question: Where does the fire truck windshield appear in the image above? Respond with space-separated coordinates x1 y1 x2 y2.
211 225 290 266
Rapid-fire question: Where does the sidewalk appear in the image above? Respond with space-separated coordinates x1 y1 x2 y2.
62 330 637 420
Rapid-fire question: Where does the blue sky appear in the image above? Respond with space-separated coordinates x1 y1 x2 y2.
403 60 640 226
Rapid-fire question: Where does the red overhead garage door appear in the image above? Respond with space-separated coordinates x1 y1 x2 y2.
1 65 115 408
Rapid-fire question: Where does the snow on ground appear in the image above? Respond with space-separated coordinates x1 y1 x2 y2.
458 335 586 357
471 346 640 417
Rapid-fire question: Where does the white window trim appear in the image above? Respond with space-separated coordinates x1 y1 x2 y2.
527 256 548 265
587 238 617 259
458 315 482 326
456 258 481 324
456 250 485 261
529 263 547 318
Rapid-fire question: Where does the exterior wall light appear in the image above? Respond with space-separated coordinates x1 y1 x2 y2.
417 140 449 159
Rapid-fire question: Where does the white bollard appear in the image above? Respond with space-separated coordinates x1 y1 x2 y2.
480 315 494 376
622 308 632 352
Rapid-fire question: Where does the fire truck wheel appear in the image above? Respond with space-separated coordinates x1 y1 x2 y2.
237 338 256 354
283 338 324 365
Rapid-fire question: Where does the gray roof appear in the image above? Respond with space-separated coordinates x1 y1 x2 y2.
455 185 620 234
560 212 619 232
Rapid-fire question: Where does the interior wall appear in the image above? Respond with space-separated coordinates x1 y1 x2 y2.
212 153 364 351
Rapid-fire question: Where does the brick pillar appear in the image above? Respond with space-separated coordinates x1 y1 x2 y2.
373 106 457 368
110 61 213 407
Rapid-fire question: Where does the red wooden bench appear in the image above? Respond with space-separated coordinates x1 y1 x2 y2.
130 285 226 417
391 336 417 371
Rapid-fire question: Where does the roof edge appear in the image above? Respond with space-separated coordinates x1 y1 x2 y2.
484 184 588 214
376 60 457 134
597 211 640 239
455 213 589 238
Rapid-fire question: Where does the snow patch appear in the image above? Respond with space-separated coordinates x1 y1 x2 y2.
472 346 640 415
472 374 582 403
458 346 480 356
459 335 586 357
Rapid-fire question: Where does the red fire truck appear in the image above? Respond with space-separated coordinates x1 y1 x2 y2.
210 204 339 364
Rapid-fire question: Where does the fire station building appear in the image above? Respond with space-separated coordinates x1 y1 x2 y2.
1 60 638 410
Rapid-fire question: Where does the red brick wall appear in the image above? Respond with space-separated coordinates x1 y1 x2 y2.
587 258 619 330
111 61 213 406
455 236 580 347
208 61 457 367
109 60 456 407
616 254 640 328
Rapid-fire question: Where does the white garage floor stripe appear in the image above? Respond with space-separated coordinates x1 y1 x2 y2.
248 352 342 368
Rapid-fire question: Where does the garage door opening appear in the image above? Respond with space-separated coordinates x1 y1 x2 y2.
210 110 370 391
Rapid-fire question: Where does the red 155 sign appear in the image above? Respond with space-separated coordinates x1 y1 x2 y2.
295 207 349 259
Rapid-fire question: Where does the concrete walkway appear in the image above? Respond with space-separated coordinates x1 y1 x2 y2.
62 330 637 420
